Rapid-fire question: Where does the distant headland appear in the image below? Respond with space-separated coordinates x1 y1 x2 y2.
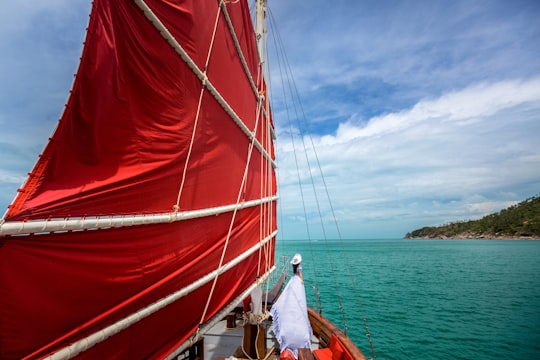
405 194 540 240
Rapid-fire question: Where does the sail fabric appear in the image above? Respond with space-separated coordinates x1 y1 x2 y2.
0 207 275 359
270 275 313 358
0 0 276 358
5 0 273 220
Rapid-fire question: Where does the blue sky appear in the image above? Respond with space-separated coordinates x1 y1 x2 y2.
1 1 539 239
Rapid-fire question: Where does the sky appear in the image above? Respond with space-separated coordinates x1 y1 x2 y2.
0 1 539 239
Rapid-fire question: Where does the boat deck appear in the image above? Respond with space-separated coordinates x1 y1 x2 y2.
203 313 321 360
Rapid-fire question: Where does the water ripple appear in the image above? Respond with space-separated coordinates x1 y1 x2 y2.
276 239 540 359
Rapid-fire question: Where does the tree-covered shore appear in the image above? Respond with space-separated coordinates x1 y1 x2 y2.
405 195 540 239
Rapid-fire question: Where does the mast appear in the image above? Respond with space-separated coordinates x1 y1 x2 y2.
255 0 267 64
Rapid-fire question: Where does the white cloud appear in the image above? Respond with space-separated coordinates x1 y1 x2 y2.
335 78 540 140
270 0 540 133
277 78 540 238
1 1 539 239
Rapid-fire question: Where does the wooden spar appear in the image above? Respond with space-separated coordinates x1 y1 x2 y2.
0 196 278 236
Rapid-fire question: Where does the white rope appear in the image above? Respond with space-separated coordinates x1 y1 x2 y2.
267 8 377 358
258 1 274 302
133 0 275 168
220 0 259 96
198 76 264 328
43 236 275 360
196 0 278 329
174 3 222 211
256 96 265 277
173 80 204 211
164 265 276 360
242 310 270 324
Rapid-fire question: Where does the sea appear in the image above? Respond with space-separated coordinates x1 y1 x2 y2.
274 239 540 360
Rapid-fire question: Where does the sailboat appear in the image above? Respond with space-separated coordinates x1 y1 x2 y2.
0 1 372 359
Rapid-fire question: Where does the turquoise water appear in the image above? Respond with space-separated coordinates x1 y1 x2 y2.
274 239 540 360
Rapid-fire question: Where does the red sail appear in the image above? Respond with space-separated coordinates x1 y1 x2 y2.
0 0 276 358
5 0 272 220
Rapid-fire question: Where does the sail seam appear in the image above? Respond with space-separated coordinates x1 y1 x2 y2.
133 0 276 169
41 232 276 360
0 196 278 237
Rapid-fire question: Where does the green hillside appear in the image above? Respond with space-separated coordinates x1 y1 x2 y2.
405 195 540 239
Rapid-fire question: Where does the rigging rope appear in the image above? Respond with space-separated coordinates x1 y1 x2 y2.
174 77 206 211
267 6 377 359
267 6 322 311
175 1 221 210
198 0 274 330
136 0 272 335
134 0 275 172
199 109 261 327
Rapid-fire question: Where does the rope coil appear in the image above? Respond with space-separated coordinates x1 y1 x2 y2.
242 310 270 325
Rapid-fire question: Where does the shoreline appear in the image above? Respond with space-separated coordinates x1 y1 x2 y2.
405 235 540 240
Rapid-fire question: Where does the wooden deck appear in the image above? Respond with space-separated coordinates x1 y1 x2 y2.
190 273 367 360
203 311 321 360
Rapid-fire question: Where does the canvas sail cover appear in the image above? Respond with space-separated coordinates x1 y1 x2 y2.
0 0 276 358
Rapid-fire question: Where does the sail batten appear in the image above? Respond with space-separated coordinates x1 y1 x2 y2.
0 195 278 237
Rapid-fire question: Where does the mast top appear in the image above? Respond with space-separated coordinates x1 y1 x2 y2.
255 0 267 63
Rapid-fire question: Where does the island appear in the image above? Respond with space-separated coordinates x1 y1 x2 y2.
405 195 540 240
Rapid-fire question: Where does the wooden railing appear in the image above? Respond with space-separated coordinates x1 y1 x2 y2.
308 307 367 360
